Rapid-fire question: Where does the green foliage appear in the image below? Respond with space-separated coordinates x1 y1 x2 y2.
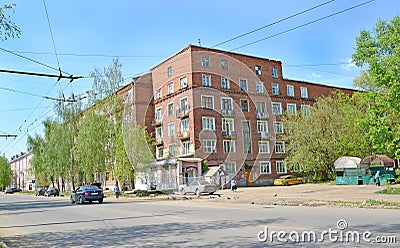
281 92 364 177
0 4 21 41
376 188 400 195
0 154 12 190
352 16 400 159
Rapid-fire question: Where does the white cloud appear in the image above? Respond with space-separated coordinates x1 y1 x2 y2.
341 58 356 70
311 72 321 78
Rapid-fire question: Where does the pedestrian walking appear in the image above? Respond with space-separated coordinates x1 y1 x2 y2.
114 184 120 198
231 179 237 192
374 171 380 186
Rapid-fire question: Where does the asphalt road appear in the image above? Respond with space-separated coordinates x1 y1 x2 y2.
0 193 399 247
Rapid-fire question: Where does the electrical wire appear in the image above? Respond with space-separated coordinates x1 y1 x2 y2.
211 0 336 48
0 86 77 102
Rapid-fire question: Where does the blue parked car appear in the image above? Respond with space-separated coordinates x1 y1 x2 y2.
70 185 104 204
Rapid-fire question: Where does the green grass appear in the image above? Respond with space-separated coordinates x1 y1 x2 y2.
376 187 400 195
330 199 400 209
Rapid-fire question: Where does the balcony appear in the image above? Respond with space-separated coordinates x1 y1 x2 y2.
152 118 162 126
221 108 235 117
256 112 270 119
176 105 190 119
154 137 164 146
258 132 272 140
178 131 190 140
222 131 237 139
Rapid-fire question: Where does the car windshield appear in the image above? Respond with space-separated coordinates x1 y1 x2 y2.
83 186 100 190
199 181 211 185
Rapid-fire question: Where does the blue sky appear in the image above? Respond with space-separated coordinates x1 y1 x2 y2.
0 0 399 159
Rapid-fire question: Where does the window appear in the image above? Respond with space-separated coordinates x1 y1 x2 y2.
155 127 163 139
255 65 262 75
201 95 214 109
180 77 188 89
167 82 174 95
241 99 249 112
224 162 236 175
181 118 189 132
275 141 286 154
203 140 216 153
256 81 264 93
201 56 209 67
272 83 279 95
239 79 248 92
180 97 188 111
221 98 233 111
260 161 271 174
287 103 297 115
167 123 175 137
271 67 278 78
167 66 172 77
157 147 164 159
155 107 162 120
301 104 311 116
222 118 234 134
242 121 252 154
273 121 284 134
272 102 282 115
287 85 294 97
155 88 161 100
202 74 211 87
168 102 174 116
256 101 267 117
221 77 230 89
202 117 215 131
223 140 236 153
276 161 287 174
182 141 190 154
258 141 270 153
221 60 229 70
300 86 308 98
257 121 268 134
169 144 177 157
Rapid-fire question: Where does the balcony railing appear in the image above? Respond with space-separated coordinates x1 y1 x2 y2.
154 137 164 146
222 130 237 139
178 131 190 140
258 132 272 139
176 105 190 119
256 112 270 119
152 118 162 126
221 108 235 117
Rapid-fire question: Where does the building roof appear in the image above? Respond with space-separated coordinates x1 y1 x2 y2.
360 155 395 167
334 156 361 170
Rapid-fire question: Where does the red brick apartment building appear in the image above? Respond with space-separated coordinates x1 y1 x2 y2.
118 45 354 189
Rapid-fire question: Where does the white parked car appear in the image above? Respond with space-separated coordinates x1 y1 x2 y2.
179 181 217 196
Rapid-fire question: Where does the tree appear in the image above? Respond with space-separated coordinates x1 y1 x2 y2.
0 4 21 41
281 92 363 179
0 154 12 190
352 15 400 159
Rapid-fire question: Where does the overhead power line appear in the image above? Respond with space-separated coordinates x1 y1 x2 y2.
231 0 376 51
211 0 336 48
0 69 83 82
0 86 79 102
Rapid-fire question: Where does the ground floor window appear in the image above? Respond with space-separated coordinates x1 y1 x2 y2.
260 161 271 174
276 161 287 174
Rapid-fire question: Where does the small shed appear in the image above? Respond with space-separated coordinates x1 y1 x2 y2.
203 166 229 189
334 156 367 185
360 155 395 184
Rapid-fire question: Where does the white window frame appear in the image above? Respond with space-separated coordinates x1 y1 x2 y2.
222 118 235 134
203 139 216 154
272 83 279 95
180 97 188 110
271 67 278 78
181 118 189 133
155 88 161 100
256 81 264 93
275 141 286 154
241 99 249 112
287 85 294 97
167 66 172 77
169 144 177 157
201 95 214 109
255 65 262 75
300 86 308 98
155 107 162 120
223 140 236 153
180 76 188 89
301 104 311 116
167 122 175 137
167 102 174 116
273 121 284 134
182 140 190 155
157 147 164 159
221 77 230 89
221 59 229 70
257 121 268 133
202 74 211 87
167 82 174 95
202 116 216 131
260 161 271 174
272 102 282 115
155 126 163 139
239 79 248 92
276 161 287 174
221 97 233 111
224 162 236 175
287 103 297 115
201 56 209 67
258 141 270 154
